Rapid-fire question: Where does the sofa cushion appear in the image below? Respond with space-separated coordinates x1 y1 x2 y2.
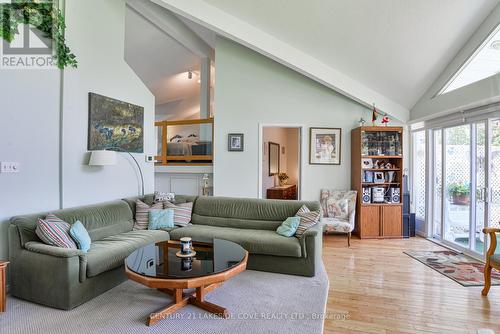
192 196 321 230
163 201 193 227
86 229 169 278
35 215 77 249
134 200 163 230
169 225 302 258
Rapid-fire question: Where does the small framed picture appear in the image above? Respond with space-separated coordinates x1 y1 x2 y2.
374 172 385 183
228 133 244 151
309 127 342 165
361 158 373 169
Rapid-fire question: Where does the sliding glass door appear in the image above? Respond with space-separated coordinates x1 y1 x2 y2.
429 119 499 257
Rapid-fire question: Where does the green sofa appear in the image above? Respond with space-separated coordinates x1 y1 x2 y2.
9 195 322 310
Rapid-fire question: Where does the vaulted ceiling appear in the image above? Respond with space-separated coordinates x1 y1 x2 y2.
153 0 500 121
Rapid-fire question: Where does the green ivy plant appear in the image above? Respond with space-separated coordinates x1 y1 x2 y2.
0 1 77 69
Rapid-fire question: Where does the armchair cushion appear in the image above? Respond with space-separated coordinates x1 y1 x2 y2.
320 189 357 219
321 217 353 233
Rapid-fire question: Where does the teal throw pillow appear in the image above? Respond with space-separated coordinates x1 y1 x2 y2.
69 220 91 253
276 217 301 237
149 209 174 230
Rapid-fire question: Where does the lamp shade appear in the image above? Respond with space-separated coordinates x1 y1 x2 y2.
88 150 117 166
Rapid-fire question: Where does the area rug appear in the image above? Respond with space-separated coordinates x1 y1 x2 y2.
404 250 500 287
0 266 329 334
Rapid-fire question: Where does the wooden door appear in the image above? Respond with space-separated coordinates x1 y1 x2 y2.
382 206 402 237
360 206 381 238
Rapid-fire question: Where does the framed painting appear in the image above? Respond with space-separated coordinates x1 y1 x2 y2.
228 133 244 151
309 127 342 165
88 93 144 153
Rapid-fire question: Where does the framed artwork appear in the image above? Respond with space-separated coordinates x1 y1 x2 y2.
228 133 244 151
88 93 144 153
268 142 280 176
309 127 342 165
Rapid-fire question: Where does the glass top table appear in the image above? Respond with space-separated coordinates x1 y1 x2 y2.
126 238 247 279
124 238 248 326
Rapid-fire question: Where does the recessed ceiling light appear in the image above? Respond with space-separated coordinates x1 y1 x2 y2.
490 40 500 50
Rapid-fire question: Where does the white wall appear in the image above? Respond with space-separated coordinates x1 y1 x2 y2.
214 37 377 201
0 71 61 263
411 3 500 121
0 0 155 262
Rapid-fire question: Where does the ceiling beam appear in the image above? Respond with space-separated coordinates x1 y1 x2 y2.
127 0 214 60
151 0 409 122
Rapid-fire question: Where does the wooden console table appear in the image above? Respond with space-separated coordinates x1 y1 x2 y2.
0 261 8 312
267 184 297 200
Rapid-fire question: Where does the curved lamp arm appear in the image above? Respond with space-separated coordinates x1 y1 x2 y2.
105 147 144 196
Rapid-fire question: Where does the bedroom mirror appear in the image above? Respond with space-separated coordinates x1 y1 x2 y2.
269 142 280 176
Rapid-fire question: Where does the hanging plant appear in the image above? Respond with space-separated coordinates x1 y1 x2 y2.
0 1 77 69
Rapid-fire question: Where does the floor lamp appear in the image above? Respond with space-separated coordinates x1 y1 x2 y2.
88 148 145 196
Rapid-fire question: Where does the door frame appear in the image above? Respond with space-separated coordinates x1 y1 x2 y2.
258 123 304 200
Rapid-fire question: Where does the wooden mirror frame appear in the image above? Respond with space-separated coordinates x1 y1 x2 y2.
269 142 280 176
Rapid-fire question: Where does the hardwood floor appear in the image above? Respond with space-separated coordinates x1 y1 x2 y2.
322 235 500 334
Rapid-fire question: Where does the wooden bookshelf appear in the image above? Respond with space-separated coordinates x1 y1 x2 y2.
351 126 404 239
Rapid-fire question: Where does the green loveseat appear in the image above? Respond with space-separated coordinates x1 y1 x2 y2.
9 195 322 310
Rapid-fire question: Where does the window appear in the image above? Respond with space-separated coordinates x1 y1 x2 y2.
439 24 500 95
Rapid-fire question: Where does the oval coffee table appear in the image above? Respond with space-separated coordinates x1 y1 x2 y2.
125 238 248 326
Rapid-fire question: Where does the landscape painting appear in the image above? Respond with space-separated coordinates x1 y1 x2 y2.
88 93 144 153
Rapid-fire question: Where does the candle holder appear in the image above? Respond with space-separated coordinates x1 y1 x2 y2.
176 237 196 258
180 237 192 255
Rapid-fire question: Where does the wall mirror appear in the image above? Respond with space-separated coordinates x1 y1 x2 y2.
269 142 280 176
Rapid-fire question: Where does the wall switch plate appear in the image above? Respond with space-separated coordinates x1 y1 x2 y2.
0 162 20 173
146 155 155 162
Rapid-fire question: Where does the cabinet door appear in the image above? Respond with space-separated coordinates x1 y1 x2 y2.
360 206 381 238
382 206 402 237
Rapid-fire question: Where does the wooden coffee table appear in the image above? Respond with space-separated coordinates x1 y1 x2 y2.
125 239 248 326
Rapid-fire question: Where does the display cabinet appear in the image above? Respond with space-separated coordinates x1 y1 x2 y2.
351 126 403 239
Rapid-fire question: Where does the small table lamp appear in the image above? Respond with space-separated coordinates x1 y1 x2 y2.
88 148 144 196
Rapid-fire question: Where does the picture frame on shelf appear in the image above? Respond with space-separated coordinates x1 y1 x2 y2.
361 158 373 169
373 172 385 183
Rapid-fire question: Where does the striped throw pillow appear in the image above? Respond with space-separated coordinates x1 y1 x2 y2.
294 206 320 238
163 201 193 227
35 214 78 249
134 200 163 230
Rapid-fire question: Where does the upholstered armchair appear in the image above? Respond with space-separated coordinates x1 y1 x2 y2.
320 189 357 246
482 227 500 296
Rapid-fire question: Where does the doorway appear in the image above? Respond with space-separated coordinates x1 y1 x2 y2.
258 125 302 200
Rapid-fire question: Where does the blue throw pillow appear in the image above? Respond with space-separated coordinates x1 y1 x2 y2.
276 217 301 237
149 209 174 230
69 220 91 253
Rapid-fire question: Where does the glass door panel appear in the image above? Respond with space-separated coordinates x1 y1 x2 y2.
489 119 500 231
474 122 486 254
412 131 426 221
443 125 471 248
433 130 442 238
